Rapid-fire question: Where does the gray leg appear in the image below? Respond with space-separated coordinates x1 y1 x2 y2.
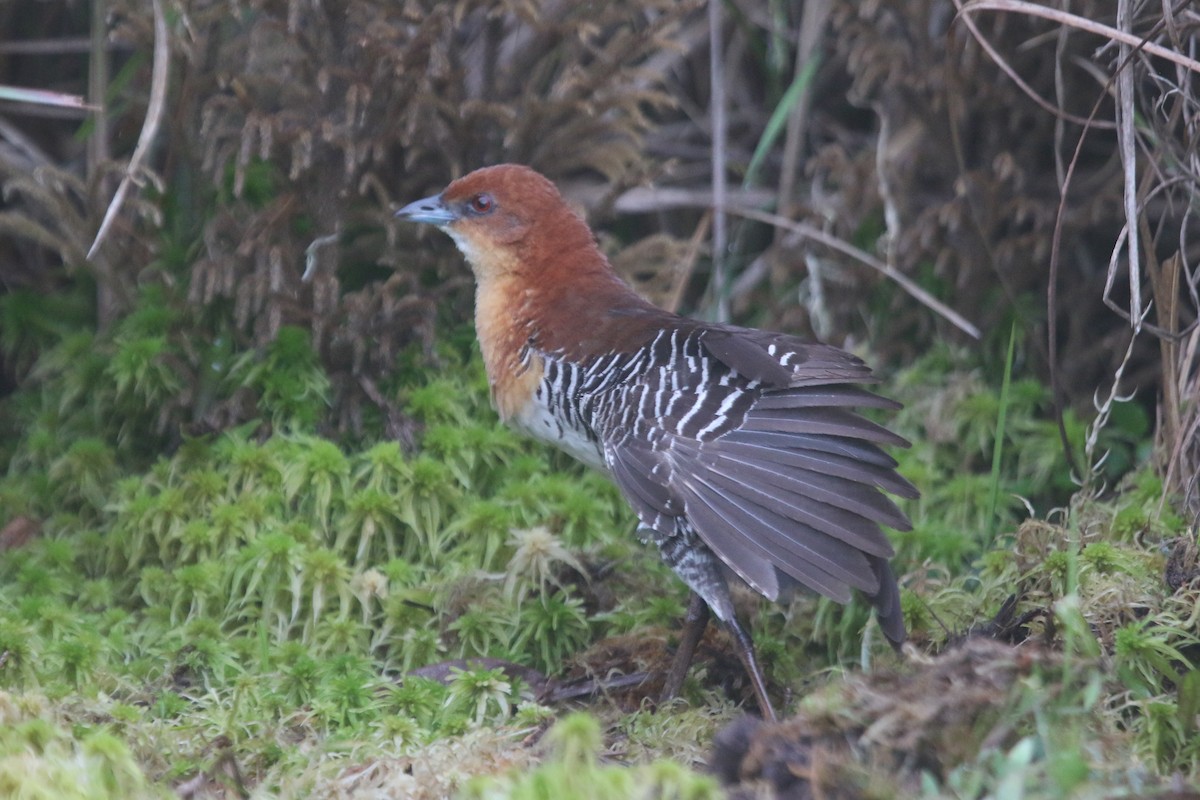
660 592 709 704
723 613 778 722
652 524 778 720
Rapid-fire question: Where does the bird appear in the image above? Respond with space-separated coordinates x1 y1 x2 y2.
396 164 917 721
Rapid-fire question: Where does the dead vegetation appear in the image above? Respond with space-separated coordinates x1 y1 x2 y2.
2 0 701 437
713 640 1039 795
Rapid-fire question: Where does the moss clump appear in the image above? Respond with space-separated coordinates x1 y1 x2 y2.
462 713 721 800
0 693 161 800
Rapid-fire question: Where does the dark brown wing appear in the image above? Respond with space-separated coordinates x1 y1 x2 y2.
594 323 914 644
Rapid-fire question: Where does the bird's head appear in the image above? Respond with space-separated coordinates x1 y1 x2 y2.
396 164 598 283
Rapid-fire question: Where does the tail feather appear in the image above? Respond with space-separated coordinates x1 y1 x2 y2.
869 557 906 647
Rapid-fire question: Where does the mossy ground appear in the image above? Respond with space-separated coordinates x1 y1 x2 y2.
0 314 1196 798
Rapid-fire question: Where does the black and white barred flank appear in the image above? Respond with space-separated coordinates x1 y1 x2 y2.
521 319 916 645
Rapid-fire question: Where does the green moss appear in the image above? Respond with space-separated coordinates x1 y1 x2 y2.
0 694 160 799
463 713 720 800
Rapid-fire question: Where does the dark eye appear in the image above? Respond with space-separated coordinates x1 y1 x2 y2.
467 193 495 215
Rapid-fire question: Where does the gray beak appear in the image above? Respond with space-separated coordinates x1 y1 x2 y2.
395 194 458 226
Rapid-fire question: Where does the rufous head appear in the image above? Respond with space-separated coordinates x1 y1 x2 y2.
396 164 596 281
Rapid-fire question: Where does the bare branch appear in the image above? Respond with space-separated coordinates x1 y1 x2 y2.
962 0 1200 75
731 206 982 339
87 0 170 260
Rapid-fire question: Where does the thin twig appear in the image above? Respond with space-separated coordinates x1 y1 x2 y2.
952 0 1116 130
606 185 774 213
87 0 169 260
775 0 831 220
0 38 99 55
1116 0 1142 331
974 1 1174 480
1083 325 1141 491
1039 34 1168 483
302 232 339 283
0 116 55 168
0 85 91 109
961 0 1200 76
87 0 109 176
709 0 729 323
731 206 981 339
666 210 712 314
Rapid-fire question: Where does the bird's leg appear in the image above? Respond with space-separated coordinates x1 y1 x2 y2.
659 593 778 723
659 591 709 705
723 614 778 722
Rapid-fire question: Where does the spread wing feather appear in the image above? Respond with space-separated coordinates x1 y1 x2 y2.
703 444 909 534
742 407 910 446
719 436 918 500
702 328 876 388
683 477 854 602
684 467 878 591
700 329 795 385
680 489 782 598
728 429 905 471
753 386 900 411
593 321 913 645
698 446 900 555
609 447 675 519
